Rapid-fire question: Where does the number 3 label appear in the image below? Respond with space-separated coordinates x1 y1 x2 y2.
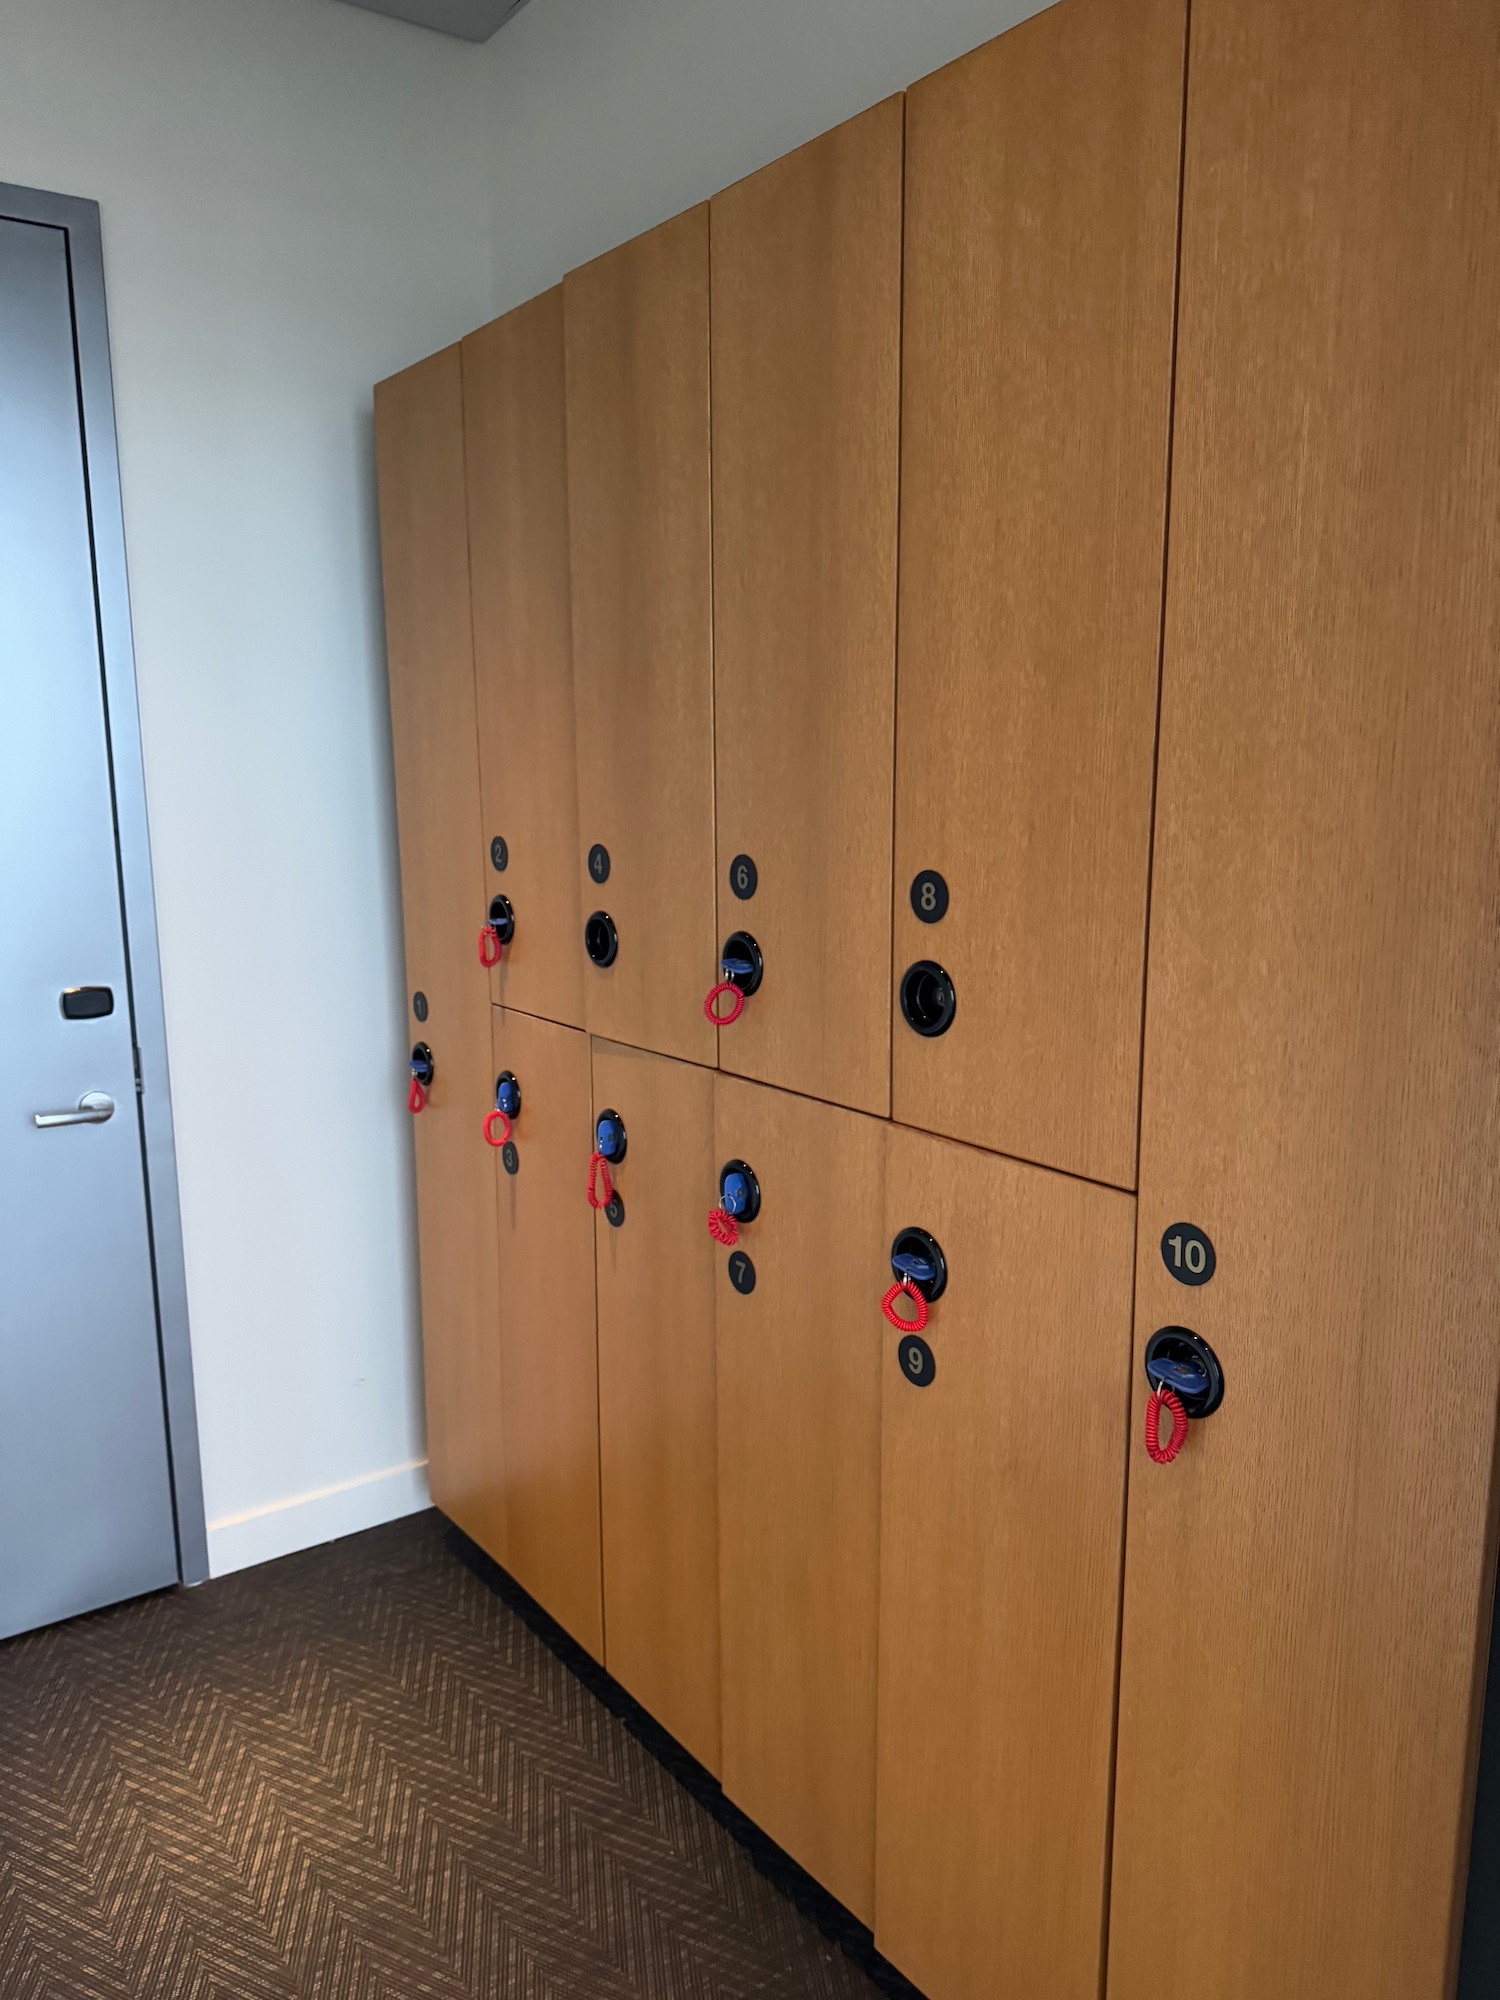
1160 1222 1215 1287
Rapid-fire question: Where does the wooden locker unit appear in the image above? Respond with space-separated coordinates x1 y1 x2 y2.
565 209 717 1067
374 349 506 1564
874 1126 1135 1999
491 1005 603 1656
591 1041 720 1773
1107 4 1500 1998
464 289 585 1030
891 0 1187 1188
710 98 902 1118
714 1075 886 1923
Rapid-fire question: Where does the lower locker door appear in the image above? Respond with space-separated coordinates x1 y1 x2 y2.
875 1125 1136 1998
591 1040 721 1773
714 1075 886 1922
491 1005 603 1656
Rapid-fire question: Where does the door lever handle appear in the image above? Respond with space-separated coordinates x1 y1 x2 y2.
33 1092 115 1129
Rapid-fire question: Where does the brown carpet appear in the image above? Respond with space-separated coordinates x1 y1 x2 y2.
0 1510 903 2000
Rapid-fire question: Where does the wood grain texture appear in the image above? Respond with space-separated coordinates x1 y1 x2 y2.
491 1006 602 1656
714 1076 886 1923
566 210 717 1066
711 100 902 1117
892 0 1186 1188
1108 4 1500 1997
874 1127 1135 1999
591 1041 721 1774
375 349 506 1566
464 291 584 1030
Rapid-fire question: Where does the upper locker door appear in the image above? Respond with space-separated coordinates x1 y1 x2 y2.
874 1128 1135 1999
590 1041 720 1774
713 1077 886 1923
375 349 506 1565
464 290 584 1029
892 0 1186 1188
1108 5 1500 1999
566 210 717 1066
709 100 902 1115
491 1005 602 1655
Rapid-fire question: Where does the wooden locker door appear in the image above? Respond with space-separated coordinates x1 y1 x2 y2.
591 1041 720 1773
892 0 1186 1188
1108 4 1500 1999
714 1075 886 1922
874 1127 1135 1998
565 210 716 1066
710 99 902 1117
375 348 506 1565
464 290 584 1029
491 1005 602 1655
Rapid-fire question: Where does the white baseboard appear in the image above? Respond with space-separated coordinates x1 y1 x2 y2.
205 1457 431 1578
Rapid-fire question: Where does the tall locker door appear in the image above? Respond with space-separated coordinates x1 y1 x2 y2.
714 1076 886 1921
375 350 506 1565
464 291 584 1029
892 0 1186 1188
710 99 902 1116
491 1005 602 1655
874 1128 1135 1998
565 210 716 1066
591 1041 720 1773
1108 5 1500 1999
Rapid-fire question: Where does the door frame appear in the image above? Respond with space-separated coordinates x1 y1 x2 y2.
2 180 207 1586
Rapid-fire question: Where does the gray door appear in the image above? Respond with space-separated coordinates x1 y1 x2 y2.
0 214 179 1638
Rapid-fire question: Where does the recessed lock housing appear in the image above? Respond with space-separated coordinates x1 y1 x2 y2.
584 910 619 967
719 931 763 997
487 894 515 945
494 1070 522 1120
409 1042 434 1086
595 1109 627 1165
900 959 957 1038
890 1226 947 1302
1143 1327 1225 1419
718 1159 761 1226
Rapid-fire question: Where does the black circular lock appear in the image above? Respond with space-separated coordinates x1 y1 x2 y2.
910 870 949 925
584 910 619 967
604 1191 626 1228
595 1108 627 1165
587 842 611 885
897 1333 937 1388
1143 1327 1225 1420
899 960 957 1038
719 1159 761 1226
719 931 763 997
890 1226 947 1303
728 853 758 901
490 835 508 873
409 1042 434 1086
494 1070 521 1120
487 894 515 945
412 991 428 1023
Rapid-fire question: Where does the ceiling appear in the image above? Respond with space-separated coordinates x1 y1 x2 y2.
333 0 531 42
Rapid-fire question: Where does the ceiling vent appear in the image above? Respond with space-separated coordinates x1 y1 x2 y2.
334 0 531 42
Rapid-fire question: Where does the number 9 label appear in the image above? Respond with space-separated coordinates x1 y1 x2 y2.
897 1333 936 1387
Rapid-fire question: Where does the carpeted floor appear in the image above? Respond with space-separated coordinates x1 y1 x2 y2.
0 1510 902 2000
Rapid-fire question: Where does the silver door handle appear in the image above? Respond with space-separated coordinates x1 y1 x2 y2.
34 1092 115 1129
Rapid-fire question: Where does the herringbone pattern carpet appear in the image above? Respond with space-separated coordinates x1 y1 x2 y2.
0 1511 893 2000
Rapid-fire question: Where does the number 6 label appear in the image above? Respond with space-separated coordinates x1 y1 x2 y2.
1160 1222 1216 1287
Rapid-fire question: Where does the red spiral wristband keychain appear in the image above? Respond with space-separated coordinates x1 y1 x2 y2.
478 925 503 968
1145 1386 1189 1465
408 1076 427 1114
483 1108 511 1148
881 1275 929 1332
707 1207 739 1246
704 981 744 1026
587 1152 614 1209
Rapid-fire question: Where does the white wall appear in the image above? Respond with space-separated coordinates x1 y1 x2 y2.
0 0 493 1574
477 0 1052 315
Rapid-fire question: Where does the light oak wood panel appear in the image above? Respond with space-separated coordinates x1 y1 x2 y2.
464 290 584 1030
710 99 902 1117
1108 4 1500 1997
375 349 505 1565
874 1126 1135 1998
491 1006 602 1655
892 0 1186 1187
591 1041 720 1773
714 1076 886 1923
565 209 717 1066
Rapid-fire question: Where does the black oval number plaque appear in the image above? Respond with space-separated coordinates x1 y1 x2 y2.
412 991 428 1023
588 843 611 885
490 835 508 873
727 1251 756 1295
501 1141 520 1177
604 1191 625 1229
898 1333 936 1387
728 853 758 902
1160 1222 1216 1287
910 869 949 925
